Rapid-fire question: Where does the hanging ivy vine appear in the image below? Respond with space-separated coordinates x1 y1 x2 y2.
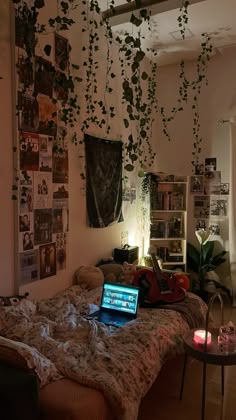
11 0 213 198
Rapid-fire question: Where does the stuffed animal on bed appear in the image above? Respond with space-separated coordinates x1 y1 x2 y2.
0 292 29 306
74 266 104 290
118 261 138 285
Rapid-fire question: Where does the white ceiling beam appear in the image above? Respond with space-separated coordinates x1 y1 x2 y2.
103 0 207 27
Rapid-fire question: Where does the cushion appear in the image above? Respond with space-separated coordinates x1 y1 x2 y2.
74 266 104 290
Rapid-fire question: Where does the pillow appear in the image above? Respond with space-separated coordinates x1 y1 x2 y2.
74 266 104 290
0 292 29 307
0 336 63 388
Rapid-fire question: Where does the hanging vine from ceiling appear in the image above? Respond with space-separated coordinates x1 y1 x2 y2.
11 0 212 197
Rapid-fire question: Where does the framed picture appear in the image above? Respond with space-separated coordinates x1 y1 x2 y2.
35 57 54 97
39 243 56 279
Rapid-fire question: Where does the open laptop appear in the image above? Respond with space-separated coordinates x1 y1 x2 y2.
90 282 140 327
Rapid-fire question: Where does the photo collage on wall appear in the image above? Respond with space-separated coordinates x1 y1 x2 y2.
15 6 70 285
190 158 229 236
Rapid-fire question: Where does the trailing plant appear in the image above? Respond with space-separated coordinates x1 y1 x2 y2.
140 172 159 202
11 0 214 195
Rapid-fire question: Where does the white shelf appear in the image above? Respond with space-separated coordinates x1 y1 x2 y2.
150 237 185 241
149 172 189 272
163 262 186 266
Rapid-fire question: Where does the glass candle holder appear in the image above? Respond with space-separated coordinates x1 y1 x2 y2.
193 330 212 350
218 324 236 354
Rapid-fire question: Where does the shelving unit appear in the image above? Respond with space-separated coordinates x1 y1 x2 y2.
149 173 189 271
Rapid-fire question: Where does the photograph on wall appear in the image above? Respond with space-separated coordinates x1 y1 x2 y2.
20 170 33 186
205 157 217 172
130 187 136 204
53 184 69 199
122 187 131 202
19 250 39 285
190 175 204 194
55 33 69 72
34 209 52 245
52 129 68 183
38 94 57 136
19 185 33 213
34 172 52 209
195 219 208 230
210 196 228 217
209 221 220 236
194 163 204 175
39 135 53 172
20 131 39 171
17 55 34 91
54 70 69 102
203 171 221 195
15 6 35 51
19 231 34 252
18 92 39 133
220 183 230 195
35 57 54 97
39 242 56 279
52 198 69 232
54 232 67 270
194 195 210 218
19 213 33 232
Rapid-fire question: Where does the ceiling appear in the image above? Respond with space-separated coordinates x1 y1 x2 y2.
98 0 236 66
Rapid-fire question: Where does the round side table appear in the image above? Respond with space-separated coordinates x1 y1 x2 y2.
179 327 236 420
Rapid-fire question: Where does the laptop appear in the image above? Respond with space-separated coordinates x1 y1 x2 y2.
90 282 140 327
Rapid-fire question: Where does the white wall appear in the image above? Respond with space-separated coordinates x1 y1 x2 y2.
0 0 139 300
153 46 236 287
0 1 15 295
1 1 236 298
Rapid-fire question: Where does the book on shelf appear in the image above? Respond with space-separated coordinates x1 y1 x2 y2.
150 217 184 239
151 191 184 211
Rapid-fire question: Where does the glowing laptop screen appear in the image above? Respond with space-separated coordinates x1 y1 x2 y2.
101 283 139 315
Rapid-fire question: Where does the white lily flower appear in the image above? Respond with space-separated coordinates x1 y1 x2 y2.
195 229 211 246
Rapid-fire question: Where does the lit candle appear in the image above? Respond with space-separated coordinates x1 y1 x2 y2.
193 330 212 349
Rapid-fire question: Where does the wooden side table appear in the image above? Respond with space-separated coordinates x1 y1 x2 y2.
179 293 236 420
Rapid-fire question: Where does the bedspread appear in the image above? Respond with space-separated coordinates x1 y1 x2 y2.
0 287 208 420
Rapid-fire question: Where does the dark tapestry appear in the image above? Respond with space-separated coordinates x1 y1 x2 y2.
85 134 123 228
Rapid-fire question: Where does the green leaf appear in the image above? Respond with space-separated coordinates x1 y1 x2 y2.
44 45 51 56
187 242 200 271
35 0 45 8
124 164 134 172
141 71 148 80
202 241 214 264
123 119 129 128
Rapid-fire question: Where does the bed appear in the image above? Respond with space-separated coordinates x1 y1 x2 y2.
0 282 209 420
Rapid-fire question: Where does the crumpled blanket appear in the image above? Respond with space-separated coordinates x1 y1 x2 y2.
0 287 208 420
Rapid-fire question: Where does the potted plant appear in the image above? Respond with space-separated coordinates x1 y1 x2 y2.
187 229 230 301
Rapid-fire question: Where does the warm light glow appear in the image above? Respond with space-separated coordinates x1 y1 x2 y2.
193 330 212 349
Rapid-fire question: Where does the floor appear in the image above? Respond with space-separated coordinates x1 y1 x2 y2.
138 301 236 420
